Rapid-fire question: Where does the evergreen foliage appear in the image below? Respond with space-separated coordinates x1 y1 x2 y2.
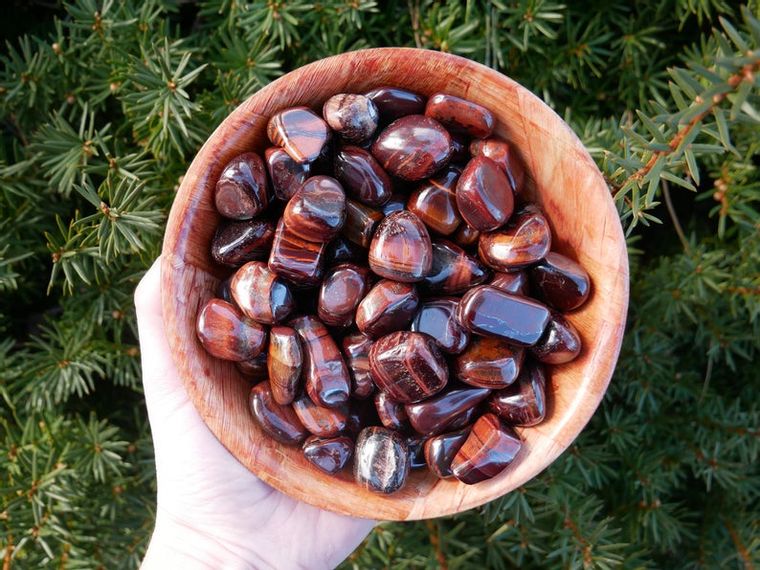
1 1 758 567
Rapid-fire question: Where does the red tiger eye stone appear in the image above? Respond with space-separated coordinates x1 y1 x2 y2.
355 279 419 339
342 199 384 248
265 146 311 201
489 271 530 296
530 312 582 364
317 263 370 328
478 205 551 271
323 93 379 143
211 219 275 267
488 363 547 426
341 332 375 399
267 326 303 406
451 413 522 485
303 435 354 474
405 386 490 436
410 298 470 355
196 299 267 362
407 166 462 236
369 211 433 282
249 383 307 445
214 152 270 220
267 106 330 164
469 138 526 194
421 240 489 295
283 176 346 243
425 93 495 138
268 219 326 286
333 145 393 207
374 391 409 431
236 352 268 381
364 86 426 123
230 261 295 325
456 155 514 232
292 394 349 438
455 337 525 388
354 427 410 494
529 252 591 311
424 427 471 478
453 223 480 248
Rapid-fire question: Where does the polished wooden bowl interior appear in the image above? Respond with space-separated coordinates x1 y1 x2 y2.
160 48 629 520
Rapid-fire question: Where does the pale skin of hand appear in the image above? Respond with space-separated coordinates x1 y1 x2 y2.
135 258 375 569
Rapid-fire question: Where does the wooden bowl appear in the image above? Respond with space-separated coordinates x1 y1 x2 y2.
161 48 629 520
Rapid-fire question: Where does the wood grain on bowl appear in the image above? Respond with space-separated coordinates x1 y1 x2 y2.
161 48 628 521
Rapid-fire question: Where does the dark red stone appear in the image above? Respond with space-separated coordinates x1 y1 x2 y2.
380 193 407 215
265 146 311 201
424 427 470 478
530 312 581 364
405 386 490 436
235 352 268 381
364 86 426 123
355 279 419 339
369 211 433 282
283 176 346 243
453 223 480 248
334 146 392 207
529 252 591 311
421 240 489 295
479 205 551 271
268 218 326 286
342 199 384 248
489 271 530 296
323 94 379 143
425 93 494 138
341 332 375 399
455 337 525 388
354 427 410 494
407 435 428 469
446 406 478 431
456 155 514 232
469 138 526 195
374 391 409 431
458 285 550 346
303 435 354 474
249 383 307 445
369 331 448 404
211 219 275 267
371 115 452 181
267 326 303 406
488 363 546 426
407 166 462 236
317 263 370 327
196 299 267 362
214 152 270 220
267 106 330 164
292 393 348 437
230 261 295 325
410 298 469 354
451 413 522 484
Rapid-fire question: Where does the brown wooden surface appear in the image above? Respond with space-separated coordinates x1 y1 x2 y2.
160 48 629 521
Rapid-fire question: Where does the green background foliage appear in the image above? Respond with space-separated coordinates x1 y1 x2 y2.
1 1 758 567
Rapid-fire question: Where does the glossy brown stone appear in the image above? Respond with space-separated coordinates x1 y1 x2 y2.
248 383 307 445
478 205 551 271
424 427 471 478
267 106 330 164
380 193 406 215
455 337 525 388
405 386 490 436
368 331 448 404
469 138 526 194
323 94 379 143
488 363 546 426
454 223 480 248
231 261 295 325
354 427 410 494
214 152 270 220
530 312 581 364
268 218 326 286
368 211 433 282
407 166 462 236
421 240 489 295
425 93 494 138
451 413 522 485
211 219 275 267
267 326 303 405
489 271 529 296
447 406 478 431
458 285 550 346
529 252 591 311
334 146 392 207
265 146 311 201
290 315 350 408
371 115 452 181
410 298 469 355
407 435 427 469
236 352 268 381
303 435 354 474
374 391 409 431
456 155 514 232
342 199 384 248
355 279 419 339
364 86 426 123
341 332 375 399
325 235 366 265
196 299 267 362
283 176 346 243
292 393 348 437
317 263 370 328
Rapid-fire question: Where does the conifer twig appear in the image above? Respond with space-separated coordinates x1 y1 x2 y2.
722 518 754 570
425 520 448 570
662 180 690 253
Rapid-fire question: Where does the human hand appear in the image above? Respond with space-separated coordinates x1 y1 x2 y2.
135 258 375 569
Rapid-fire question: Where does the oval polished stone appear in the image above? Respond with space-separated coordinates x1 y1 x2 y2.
268 218 326 286
236 352 268 381
529 252 591 311
334 146 393 207
489 271 530 296
530 312 581 364
405 386 490 436
265 146 311 201
214 152 270 220
371 115 452 181
478 205 551 271
470 138 526 194
341 332 375 399
290 315 351 408
283 176 346 243
249 383 307 445
211 219 276 267
456 155 514 232
355 279 419 339
267 106 330 164
451 413 522 485
380 193 406 216
368 211 433 282
458 285 550 346
424 427 470 478
410 298 470 355
454 223 480 248
447 406 478 431
267 326 303 405
325 235 366 265
364 86 426 123
342 199 384 248
318 263 370 328
292 393 348 437
354 427 410 494
407 435 427 469
323 94 379 143
488 363 546 426
303 435 354 474
231 261 295 325
421 240 489 295
196 299 267 362
455 337 525 388
368 331 448 404
374 391 409 431
425 93 494 138
407 166 462 236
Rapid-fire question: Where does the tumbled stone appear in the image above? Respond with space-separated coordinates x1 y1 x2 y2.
368 211 433 282
364 86 426 123
342 199 384 248
334 145 392 207
283 176 346 243
529 252 591 311
479 205 551 271
405 386 490 436
211 219 276 267
230 261 295 325
488 363 546 426
196 299 267 361
455 337 525 388
374 391 409 431
317 263 370 328
425 93 494 138
424 427 471 478
341 332 375 399
421 240 489 295
451 413 522 484
267 326 303 405
407 435 428 469
292 393 348 437
453 223 480 248
456 155 514 232
265 146 311 201
410 298 469 354
354 427 410 494
323 94 379 143
489 271 529 296
469 138 525 194
530 312 581 364
267 106 330 164
303 435 354 474
249 383 307 445
268 218 326 286
214 152 270 220
407 166 462 236
380 193 407 216
355 279 419 339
